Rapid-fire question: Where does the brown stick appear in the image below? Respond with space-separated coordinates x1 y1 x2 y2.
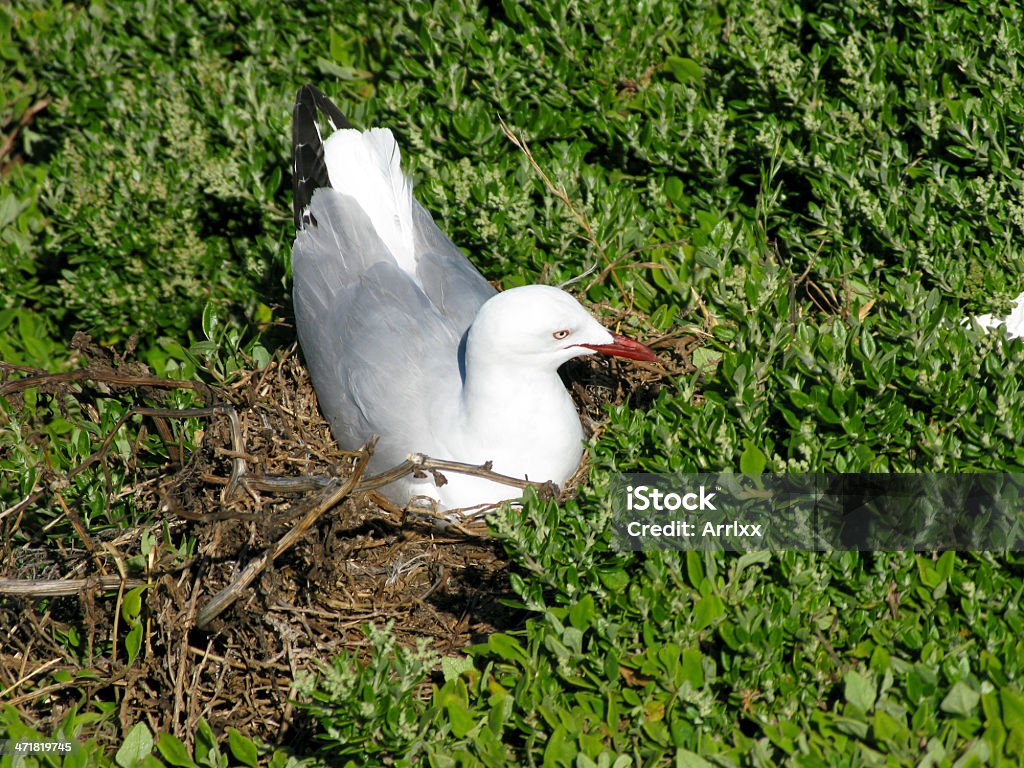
0 364 215 399
0 576 147 597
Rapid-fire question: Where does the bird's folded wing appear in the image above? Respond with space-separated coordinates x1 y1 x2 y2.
412 201 497 334
293 189 464 468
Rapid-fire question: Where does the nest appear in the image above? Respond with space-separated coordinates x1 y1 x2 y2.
0 325 695 751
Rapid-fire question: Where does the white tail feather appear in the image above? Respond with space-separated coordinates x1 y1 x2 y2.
322 128 416 274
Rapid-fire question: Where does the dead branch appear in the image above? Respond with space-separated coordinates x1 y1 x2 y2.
0 363 215 400
0 96 52 170
0 576 147 597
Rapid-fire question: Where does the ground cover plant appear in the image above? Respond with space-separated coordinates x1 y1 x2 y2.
2 0 1023 765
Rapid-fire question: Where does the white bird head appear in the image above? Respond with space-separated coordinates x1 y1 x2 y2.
467 285 656 369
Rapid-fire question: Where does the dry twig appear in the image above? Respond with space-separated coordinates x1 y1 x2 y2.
497 117 628 305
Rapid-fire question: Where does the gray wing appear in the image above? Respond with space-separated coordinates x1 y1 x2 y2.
293 189 464 469
411 201 497 333
290 84 498 469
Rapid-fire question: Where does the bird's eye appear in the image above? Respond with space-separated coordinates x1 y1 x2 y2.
553 329 571 340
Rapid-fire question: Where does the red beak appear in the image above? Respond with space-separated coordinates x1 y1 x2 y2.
578 332 658 362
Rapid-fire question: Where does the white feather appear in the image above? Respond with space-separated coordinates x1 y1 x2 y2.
321 128 416 275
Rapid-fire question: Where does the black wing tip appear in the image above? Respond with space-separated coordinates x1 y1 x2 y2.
296 84 354 131
291 85 356 230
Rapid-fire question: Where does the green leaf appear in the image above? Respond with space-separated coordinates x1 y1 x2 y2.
597 569 629 592
872 709 908 744
685 551 704 589
941 681 981 717
487 633 529 664
125 623 143 666
441 655 475 682
1001 687 1024 731
194 719 219 766
121 585 146 622
934 550 956 580
543 724 576 764
739 440 767 474
568 594 596 630
665 56 701 83
444 694 475 738
156 734 198 768
844 670 877 713
201 302 219 342
693 595 725 631
227 729 259 768
859 329 876 358
675 750 715 767
116 722 154 768
680 649 705 688
665 176 686 206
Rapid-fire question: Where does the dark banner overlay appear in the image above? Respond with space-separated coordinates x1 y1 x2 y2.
610 474 1024 551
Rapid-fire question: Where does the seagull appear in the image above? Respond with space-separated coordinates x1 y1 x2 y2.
290 85 657 511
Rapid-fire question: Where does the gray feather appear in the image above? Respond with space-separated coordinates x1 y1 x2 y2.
293 187 492 471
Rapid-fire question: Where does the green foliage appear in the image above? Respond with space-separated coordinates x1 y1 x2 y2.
595 249 1024 473
0 299 267 534
412 496 1024 766
0 709 304 768
1 0 314 364
297 622 440 765
4 0 1024 764
0 7 55 367
0 374 173 538
0 704 110 768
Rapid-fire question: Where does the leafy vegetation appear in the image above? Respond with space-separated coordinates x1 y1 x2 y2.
2 0 1023 765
